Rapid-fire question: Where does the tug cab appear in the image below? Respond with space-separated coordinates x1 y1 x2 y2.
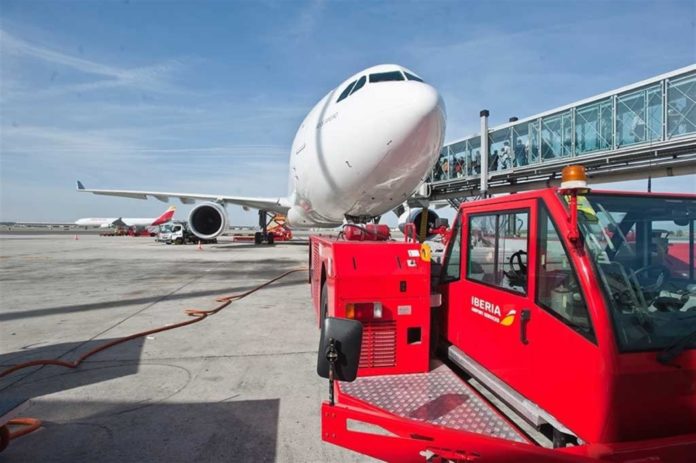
441 186 696 446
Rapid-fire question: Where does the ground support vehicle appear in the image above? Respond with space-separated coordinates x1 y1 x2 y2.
310 174 696 462
99 227 129 237
157 221 217 245
126 227 156 237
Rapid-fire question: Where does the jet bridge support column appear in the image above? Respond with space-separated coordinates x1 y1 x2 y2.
480 109 490 197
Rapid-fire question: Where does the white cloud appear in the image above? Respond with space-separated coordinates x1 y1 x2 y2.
0 28 185 102
0 24 304 223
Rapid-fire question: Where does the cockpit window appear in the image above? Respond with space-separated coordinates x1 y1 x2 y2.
350 76 366 95
369 71 405 83
337 80 357 102
404 71 424 83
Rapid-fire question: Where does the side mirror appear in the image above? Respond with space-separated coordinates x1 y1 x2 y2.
317 317 362 382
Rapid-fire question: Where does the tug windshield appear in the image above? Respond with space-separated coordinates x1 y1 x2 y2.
576 193 696 353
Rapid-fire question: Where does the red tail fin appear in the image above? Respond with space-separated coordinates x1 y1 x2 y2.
152 206 176 226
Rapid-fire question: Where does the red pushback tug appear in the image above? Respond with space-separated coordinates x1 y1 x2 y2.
310 166 696 462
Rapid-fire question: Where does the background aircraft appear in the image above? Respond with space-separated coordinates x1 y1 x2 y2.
74 205 176 229
77 64 446 243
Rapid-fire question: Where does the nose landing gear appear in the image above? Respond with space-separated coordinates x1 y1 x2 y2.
255 210 291 245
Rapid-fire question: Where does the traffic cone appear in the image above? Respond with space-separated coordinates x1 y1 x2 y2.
197 241 203 251
74 234 79 240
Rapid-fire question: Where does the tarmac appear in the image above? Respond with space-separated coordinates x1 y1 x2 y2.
0 232 374 462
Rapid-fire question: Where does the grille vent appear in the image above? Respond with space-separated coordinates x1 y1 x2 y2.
359 321 397 369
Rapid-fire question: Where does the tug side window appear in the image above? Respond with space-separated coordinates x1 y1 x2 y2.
467 210 529 294
537 206 595 342
442 214 462 282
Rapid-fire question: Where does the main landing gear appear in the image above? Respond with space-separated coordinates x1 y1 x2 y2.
254 210 276 245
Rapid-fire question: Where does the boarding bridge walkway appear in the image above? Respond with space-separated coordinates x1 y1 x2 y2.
425 65 696 202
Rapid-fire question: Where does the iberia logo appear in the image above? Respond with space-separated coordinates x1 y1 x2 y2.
500 309 517 326
470 296 517 326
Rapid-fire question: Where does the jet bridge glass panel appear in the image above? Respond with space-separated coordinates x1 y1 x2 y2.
575 98 613 155
511 123 531 168
528 120 541 164
467 137 481 176
489 128 512 171
617 83 662 147
541 111 572 160
433 146 451 182
667 73 696 138
449 141 467 179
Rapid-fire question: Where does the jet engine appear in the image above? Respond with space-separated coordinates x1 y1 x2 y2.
188 202 228 239
397 207 439 235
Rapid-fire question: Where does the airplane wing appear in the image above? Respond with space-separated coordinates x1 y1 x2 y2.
76 181 291 214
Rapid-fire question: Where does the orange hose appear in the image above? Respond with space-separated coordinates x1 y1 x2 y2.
1 268 304 379
0 268 306 448
7 418 42 440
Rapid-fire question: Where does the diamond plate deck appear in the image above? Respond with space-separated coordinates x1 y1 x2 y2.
340 364 528 443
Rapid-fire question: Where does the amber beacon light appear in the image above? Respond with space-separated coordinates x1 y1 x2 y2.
559 165 590 243
560 165 589 192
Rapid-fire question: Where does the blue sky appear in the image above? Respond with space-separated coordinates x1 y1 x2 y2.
1 0 694 223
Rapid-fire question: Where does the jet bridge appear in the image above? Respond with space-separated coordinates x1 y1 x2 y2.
425 65 696 203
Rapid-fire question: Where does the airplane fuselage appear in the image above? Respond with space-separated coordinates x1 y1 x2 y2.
75 206 175 228
286 64 446 227
75 218 157 228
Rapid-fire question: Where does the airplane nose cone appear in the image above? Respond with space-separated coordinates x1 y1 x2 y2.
388 82 446 159
340 81 446 216
381 82 446 146
406 83 446 121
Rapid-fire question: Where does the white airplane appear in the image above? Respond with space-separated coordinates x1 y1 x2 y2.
77 64 446 243
75 205 176 229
